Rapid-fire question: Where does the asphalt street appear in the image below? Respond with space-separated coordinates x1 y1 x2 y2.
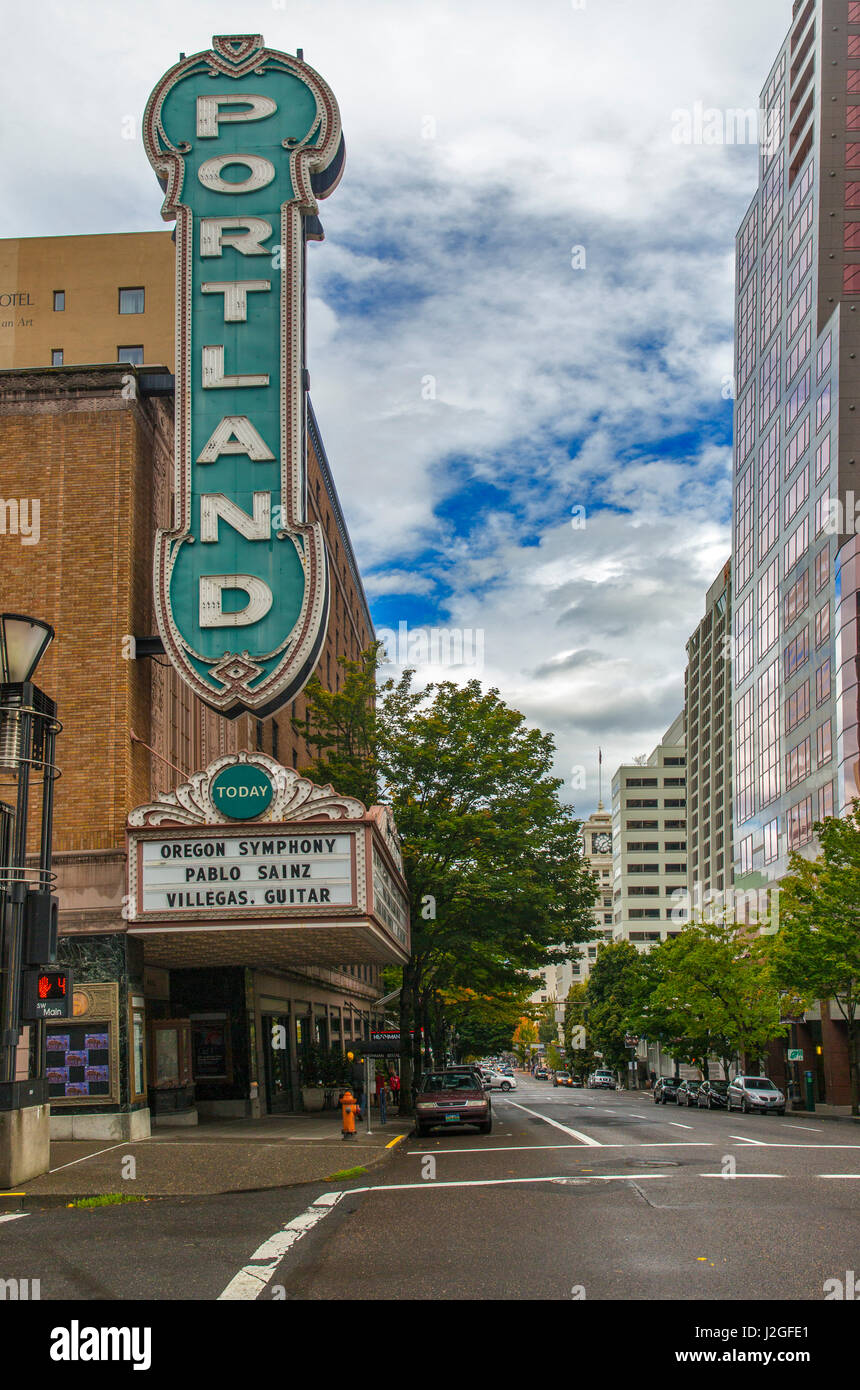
2 1076 858 1304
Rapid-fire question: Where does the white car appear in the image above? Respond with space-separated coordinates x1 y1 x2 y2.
482 1071 517 1092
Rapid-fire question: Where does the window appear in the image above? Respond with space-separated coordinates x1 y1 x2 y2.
816 383 832 430
119 287 145 314
735 590 755 681
818 782 834 820
816 657 832 705
735 688 755 825
759 338 781 428
787 201 813 264
784 463 809 526
814 601 830 647
787 794 814 848
816 719 832 765
785 324 810 386
814 546 831 592
626 777 658 787
759 660 780 807
763 818 780 864
736 273 758 390
785 368 810 429
785 283 812 346
784 516 809 574
53 290 65 312
785 679 810 734
785 736 811 789
784 569 808 626
735 464 755 592
758 423 780 558
784 415 810 479
817 334 832 381
815 434 831 483
785 241 812 303
784 626 810 679
736 387 756 468
848 143 860 169
762 151 785 240
51 349 63 366
117 346 144 365
760 233 783 345
737 209 758 287
846 220 860 250
847 181 860 207
758 559 780 657
738 835 754 874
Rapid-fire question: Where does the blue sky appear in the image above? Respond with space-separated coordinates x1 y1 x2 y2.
2 0 794 816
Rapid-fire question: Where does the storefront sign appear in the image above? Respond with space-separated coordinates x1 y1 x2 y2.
143 34 345 716
210 762 274 818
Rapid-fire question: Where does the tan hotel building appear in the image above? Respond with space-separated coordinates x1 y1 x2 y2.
0 231 399 1136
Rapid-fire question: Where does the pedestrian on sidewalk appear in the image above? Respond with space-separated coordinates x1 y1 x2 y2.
389 1069 401 1112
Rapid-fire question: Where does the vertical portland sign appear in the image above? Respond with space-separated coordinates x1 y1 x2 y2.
143 34 344 716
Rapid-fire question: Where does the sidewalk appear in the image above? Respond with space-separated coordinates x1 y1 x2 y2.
9 1108 414 1205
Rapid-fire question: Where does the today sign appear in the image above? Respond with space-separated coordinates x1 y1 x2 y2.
143 35 345 716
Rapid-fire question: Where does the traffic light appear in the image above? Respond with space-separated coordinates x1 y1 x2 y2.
23 890 58 965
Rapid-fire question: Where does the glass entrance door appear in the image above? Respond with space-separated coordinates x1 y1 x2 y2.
263 1013 292 1113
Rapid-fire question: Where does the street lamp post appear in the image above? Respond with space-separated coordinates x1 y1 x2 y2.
0 615 61 1186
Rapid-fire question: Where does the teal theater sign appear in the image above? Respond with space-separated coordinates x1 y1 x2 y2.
143 34 344 716
210 762 274 819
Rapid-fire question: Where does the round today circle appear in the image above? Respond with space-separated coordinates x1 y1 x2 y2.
211 763 274 820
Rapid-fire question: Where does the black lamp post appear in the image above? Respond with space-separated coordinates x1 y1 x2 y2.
0 614 61 1093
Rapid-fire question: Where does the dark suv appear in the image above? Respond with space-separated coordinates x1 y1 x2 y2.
653 1076 682 1104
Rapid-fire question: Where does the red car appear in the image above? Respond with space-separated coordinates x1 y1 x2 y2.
414 1069 492 1136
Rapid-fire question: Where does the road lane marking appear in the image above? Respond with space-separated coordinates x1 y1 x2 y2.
385 1134 407 1149
729 1135 767 1145
784 1124 822 1133
818 1173 860 1179
218 1192 344 1301
494 1096 602 1146
669 1122 693 1130
406 1141 712 1155
349 1174 667 1193
730 1140 860 1149
699 1173 783 1179
630 1114 647 1119
0 1213 29 1223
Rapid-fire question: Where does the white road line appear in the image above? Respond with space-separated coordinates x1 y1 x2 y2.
783 1124 823 1133
494 1096 602 1146
731 1140 860 1149
406 1141 712 1155
0 1213 29 1223
818 1174 860 1179
699 1173 783 1179
217 1192 343 1301
630 1114 648 1120
669 1122 693 1130
729 1134 767 1146
349 1174 668 1193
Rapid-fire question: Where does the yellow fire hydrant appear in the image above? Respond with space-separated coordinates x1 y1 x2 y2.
340 1089 360 1139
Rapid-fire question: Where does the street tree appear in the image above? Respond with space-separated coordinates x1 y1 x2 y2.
585 940 645 1075
768 805 860 1115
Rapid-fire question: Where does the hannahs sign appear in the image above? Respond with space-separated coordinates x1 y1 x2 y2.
143 34 345 716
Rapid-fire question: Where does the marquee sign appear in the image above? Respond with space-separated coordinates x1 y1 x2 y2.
143 34 345 716
125 754 410 960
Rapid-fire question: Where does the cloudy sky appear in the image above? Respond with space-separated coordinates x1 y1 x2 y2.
4 0 793 817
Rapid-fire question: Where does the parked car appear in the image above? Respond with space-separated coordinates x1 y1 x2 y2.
727 1076 786 1116
590 1071 616 1090
697 1079 729 1110
553 1072 574 1087
653 1076 682 1104
676 1080 702 1108
483 1070 517 1091
414 1069 492 1136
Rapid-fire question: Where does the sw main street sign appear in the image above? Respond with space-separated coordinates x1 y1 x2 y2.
143 35 345 716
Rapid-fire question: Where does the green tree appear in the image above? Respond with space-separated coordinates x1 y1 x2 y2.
563 980 598 1079
292 644 382 807
585 940 644 1076
537 999 558 1046
629 921 785 1081
513 1016 539 1067
545 1040 563 1073
768 806 860 1115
